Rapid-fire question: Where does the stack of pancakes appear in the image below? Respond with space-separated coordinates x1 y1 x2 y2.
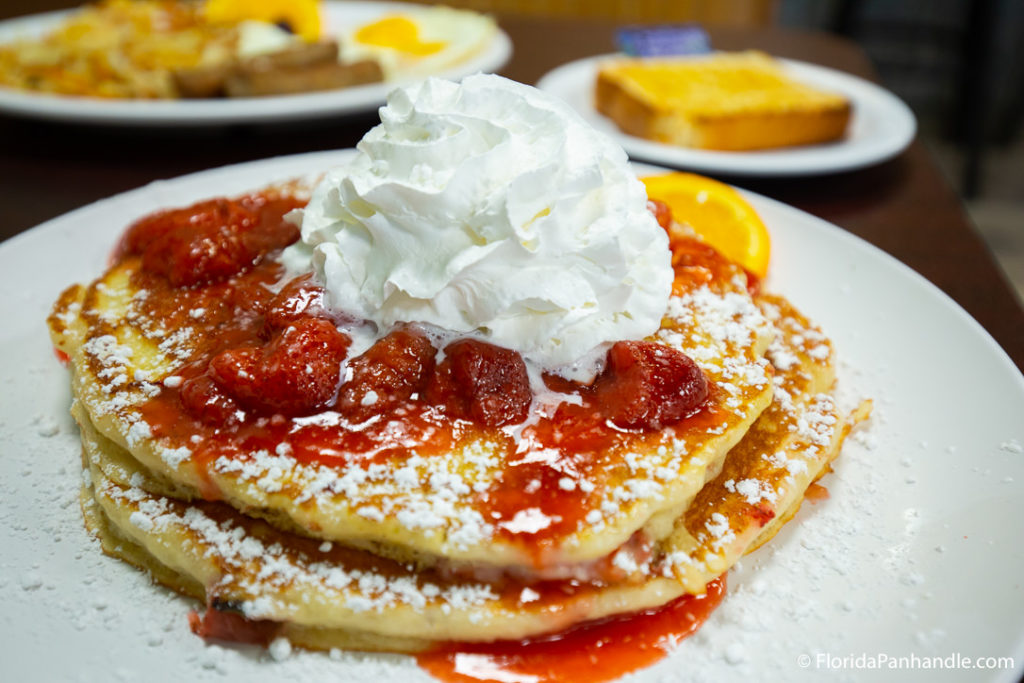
48 184 865 652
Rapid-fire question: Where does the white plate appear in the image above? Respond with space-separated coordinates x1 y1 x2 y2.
0 1 512 126
537 55 916 176
1 152 1022 682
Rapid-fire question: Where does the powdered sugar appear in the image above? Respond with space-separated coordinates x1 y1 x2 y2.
725 478 778 506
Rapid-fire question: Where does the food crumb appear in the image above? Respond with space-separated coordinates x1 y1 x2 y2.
20 572 43 591
1000 438 1022 454
723 642 747 665
269 637 293 661
31 413 60 437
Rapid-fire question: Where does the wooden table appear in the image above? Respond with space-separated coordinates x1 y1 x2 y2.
1 9 1022 371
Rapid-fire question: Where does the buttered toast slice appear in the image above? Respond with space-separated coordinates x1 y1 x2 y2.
595 51 851 151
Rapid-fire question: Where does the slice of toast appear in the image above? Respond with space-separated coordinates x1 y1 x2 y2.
595 51 851 151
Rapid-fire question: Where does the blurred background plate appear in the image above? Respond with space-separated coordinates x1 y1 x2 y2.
538 54 915 177
0 1 512 126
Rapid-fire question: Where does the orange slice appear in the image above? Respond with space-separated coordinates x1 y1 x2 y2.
204 0 321 42
642 172 771 278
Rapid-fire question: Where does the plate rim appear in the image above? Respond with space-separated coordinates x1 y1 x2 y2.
536 53 918 177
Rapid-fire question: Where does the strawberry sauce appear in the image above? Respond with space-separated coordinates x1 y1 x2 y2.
417 576 726 683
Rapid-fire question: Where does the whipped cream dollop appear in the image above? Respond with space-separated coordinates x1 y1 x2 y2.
283 74 672 371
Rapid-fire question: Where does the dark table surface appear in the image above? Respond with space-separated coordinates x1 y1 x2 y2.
1 7 1022 372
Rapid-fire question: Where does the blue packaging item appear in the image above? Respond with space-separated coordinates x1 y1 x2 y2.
615 24 712 57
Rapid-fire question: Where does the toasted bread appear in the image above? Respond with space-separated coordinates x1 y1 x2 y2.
595 51 851 151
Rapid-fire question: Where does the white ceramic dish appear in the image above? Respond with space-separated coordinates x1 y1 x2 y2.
537 55 917 177
0 1 512 126
1 151 1022 682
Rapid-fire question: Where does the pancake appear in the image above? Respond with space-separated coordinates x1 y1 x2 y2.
67 270 860 649
664 293 869 591
48 187 777 579
78 412 683 647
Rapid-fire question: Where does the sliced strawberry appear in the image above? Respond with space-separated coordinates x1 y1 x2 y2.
338 324 436 422
208 346 261 406
223 277 276 321
426 338 531 428
118 195 301 287
179 371 244 426
594 341 707 430
209 318 349 416
188 607 279 646
264 274 329 332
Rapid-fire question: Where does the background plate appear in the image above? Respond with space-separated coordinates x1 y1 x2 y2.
538 56 916 177
0 1 512 126
0 152 1021 682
